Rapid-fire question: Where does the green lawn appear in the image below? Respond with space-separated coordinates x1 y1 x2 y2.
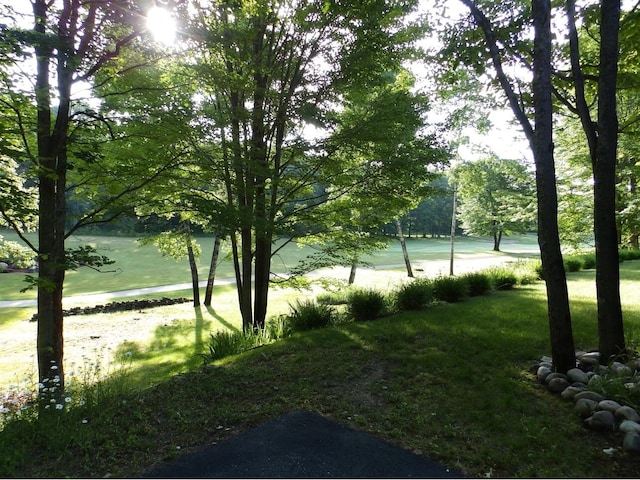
0 228 540 301
1 255 640 477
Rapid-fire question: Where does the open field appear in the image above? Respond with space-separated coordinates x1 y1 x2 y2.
0 227 540 302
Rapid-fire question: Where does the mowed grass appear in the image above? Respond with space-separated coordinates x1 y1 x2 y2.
0 228 540 302
2 259 640 477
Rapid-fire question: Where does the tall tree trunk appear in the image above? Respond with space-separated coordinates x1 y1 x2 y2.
204 233 222 306
184 225 200 307
240 228 254 332
348 259 357 285
449 185 457 276
566 0 625 361
492 231 502 251
34 0 70 400
460 0 575 372
532 0 576 373
595 0 625 361
395 218 413 277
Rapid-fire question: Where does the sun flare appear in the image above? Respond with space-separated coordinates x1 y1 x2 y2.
146 6 177 46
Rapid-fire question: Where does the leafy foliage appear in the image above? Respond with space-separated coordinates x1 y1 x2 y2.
431 275 469 303
460 271 493 296
392 278 433 311
451 156 536 250
0 236 35 269
287 300 336 332
346 288 388 321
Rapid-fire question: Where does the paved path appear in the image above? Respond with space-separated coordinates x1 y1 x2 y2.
142 409 466 478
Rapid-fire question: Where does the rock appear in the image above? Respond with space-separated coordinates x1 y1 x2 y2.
620 420 640 434
584 411 616 431
616 406 640 423
598 399 622 413
623 432 640 453
561 385 586 401
545 372 567 384
578 352 600 369
574 391 605 403
537 366 552 383
567 368 589 384
0 261 8 272
528 362 541 375
570 382 588 389
575 398 598 418
548 377 570 393
619 420 640 434
611 362 633 378
540 355 553 365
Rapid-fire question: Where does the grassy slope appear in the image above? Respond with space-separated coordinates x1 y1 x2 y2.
2 261 640 478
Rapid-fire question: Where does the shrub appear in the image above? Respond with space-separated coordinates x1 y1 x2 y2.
393 278 433 311
620 248 640 262
432 275 469 303
0 238 35 269
265 314 294 341
563 256 583 273
287 299 335 332
516 271 540 285
201 330 258 363
461 271 493 296
581 253 596 270
486 267 518 290
347 288 388 321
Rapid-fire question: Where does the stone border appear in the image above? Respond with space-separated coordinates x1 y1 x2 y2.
532 351 640 454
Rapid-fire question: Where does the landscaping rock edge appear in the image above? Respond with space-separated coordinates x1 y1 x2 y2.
28 297 191 321
532 351 640 454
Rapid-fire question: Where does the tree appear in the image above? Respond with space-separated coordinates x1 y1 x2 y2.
451 156 536 251
561 0 625 361
0 1 185 403
187 0 441 331
439 0 576 372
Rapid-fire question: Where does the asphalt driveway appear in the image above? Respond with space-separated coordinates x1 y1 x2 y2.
141 409 466 478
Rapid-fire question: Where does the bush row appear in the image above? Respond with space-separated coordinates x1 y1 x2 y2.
200 260 542 364
200 250 640 363
536 248 640 278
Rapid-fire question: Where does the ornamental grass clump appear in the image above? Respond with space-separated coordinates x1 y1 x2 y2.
486 266 518 290
431 275 469 303
393 278 433 311
287 299 335 332
619 248 640 262
201 330 259 362
346 288 388 321
265 314 294 341
460 271 493 296
580 253 596 270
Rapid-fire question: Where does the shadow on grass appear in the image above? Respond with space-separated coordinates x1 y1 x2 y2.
205 305 240 333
